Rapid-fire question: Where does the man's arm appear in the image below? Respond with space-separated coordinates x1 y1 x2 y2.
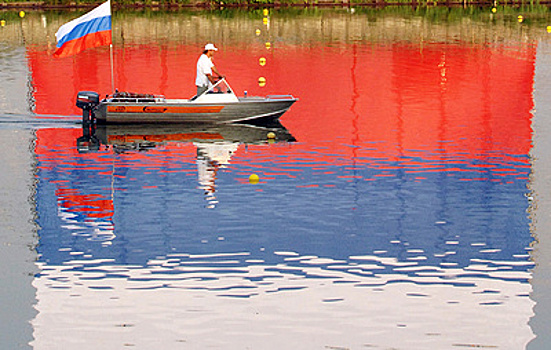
206 73 218 85
212 65 223 79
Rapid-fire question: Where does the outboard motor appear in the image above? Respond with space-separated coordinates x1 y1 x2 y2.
76 91 100 119
76 91 100 147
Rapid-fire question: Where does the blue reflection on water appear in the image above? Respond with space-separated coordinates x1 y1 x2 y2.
35 129 533 284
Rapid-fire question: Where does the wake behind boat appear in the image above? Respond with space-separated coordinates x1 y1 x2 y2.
76 78 297 125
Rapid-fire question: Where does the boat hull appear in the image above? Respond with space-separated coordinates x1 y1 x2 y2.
93 97 297 124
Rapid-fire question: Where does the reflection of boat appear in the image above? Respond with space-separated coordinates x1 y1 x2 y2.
76 79 297 124
77 119 295 153
76 120 295 208
96 121 294 150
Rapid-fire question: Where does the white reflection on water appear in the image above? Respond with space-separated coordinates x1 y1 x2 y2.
58 201 115 246
32 252 533 349
32 124 535 349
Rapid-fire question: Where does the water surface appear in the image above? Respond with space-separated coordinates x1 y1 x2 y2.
1 7 550 349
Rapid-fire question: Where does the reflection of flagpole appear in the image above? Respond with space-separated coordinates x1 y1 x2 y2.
111 154 115 207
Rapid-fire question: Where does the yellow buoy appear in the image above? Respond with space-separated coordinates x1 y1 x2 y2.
518 15 523 23
0 20 5 27
255 29 261 36
267 132 276 139
258 77 266 87
263 17 269 25
265 42 271 50
263 9 269 17
19 11 25 18
491 7 497 13
249 174 260 184
259 57 266 66
547 25 551 33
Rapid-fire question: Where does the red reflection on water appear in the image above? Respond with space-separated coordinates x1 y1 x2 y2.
28 41 535 166
56 187 114 219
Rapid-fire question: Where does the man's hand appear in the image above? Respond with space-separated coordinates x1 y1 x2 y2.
207 73 217 84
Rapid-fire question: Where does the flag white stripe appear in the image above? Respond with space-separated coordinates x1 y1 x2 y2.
55 0 111 44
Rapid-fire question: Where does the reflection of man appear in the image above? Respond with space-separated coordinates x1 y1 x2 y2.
195 142 238 209
195 43 224 97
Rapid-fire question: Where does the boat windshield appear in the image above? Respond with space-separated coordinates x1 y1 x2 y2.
206 78 233 95
193 78 239 103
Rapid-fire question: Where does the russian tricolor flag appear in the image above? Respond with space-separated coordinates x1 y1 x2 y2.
54 0 111 58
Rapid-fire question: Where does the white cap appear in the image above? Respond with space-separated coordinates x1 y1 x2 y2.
204 43 218 51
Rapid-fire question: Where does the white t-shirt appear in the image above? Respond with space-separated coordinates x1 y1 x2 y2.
196 54 214 87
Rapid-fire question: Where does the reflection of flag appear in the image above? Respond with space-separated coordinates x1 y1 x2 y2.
54 0 111 58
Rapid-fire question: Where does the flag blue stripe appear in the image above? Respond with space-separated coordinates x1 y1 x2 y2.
56 15 111 48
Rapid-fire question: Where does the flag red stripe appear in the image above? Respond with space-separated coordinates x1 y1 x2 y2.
54 30 111 58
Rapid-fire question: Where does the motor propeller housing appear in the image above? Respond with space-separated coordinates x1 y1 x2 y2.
76 91 100 110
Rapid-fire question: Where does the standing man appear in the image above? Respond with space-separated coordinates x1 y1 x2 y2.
196 43 224 97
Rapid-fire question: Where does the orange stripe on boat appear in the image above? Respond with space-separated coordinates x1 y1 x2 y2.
107 105 225 114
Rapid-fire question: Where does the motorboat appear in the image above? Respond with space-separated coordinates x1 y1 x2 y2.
76 78 297 125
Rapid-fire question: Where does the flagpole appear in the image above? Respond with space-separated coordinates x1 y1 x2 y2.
109 0 115 94
110 43 115 94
